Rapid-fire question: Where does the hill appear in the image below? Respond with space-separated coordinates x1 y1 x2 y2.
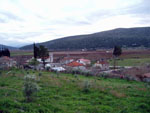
20 27 150 50
0 44 18 50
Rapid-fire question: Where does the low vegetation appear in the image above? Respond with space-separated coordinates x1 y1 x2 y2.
0 69 150 113
109 58 150 66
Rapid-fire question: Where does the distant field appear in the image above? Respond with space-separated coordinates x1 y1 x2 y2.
0 69 150 113
10 49 150 66
10 50 33 56
109 58 150 66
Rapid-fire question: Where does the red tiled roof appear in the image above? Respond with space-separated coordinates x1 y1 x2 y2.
66 61 84 67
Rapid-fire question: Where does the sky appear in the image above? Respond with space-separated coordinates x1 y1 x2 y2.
0 0 150 47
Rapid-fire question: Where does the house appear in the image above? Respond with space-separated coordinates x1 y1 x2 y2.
93 60 109 70
0 56 16 68
60 57 74 65
51 67 66 72
45 63 62 68
76 59 91 65
66 61 84 67
142 73 150 82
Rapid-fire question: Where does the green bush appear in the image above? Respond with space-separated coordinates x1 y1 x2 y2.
99 73 109 79
23 75 40 102
38 72 42 76
82 80 91 93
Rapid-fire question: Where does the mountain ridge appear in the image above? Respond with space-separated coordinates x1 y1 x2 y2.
20 27 150 50
0 44 18 50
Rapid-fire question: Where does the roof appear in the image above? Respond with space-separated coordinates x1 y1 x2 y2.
0 56 11 62
143 73 150 78
62 57 74 61
78 59 90 62
97 61 109 65
66 61 84 67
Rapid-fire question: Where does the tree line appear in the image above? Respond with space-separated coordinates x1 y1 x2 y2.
0 47 10 57
33 43 49 68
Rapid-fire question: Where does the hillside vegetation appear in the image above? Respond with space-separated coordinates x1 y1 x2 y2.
0 69 150 113
0 44 18 50
20 27 150 50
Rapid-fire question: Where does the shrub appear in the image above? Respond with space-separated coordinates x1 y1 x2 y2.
12 72 16 76
74 74 78 78
82 80 91 93
143 78 150 83
23 75 39 102
38 72 42 76
99 73 109 79
124 75 136 81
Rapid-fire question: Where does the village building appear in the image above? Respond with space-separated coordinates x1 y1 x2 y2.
76 58 91 65
93 60 109 70
66 61 84 67
0 56 16 69
60 57 74 65
65 61 86 71
142 73 150 82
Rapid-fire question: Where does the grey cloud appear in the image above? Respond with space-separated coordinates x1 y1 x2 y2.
86 10 117 22
52 18 91 26
0 32 43 44
0 18 6 23
0 10 23 22
123 0 150 15
86 0 150 24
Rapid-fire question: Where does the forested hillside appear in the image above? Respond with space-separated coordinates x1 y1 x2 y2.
20 27 150 50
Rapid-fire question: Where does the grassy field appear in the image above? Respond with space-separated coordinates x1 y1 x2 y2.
109 58 150 66
0 69 150 113
10 51 33 56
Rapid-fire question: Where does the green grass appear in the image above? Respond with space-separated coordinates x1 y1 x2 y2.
109 58 150 66
11 51 33 56
0 69 150 113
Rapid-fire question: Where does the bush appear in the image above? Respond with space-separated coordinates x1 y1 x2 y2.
124 75 136 81
23 75 40 102
12 72 16 76
38 72 42 76
82 80 91 93
143 78 150 83
74 74 78 78
99 73 109 79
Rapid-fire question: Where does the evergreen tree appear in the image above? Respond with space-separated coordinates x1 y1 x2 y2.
33 43 38 60
0 46 10 57
113 46 122 70
0 50 2 57
5 49 10 57
38 45 49 68
113 46 122 57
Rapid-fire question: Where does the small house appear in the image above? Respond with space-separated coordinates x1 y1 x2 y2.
93 60 109 70
60 57 74 65
66 61 84 67
76 59 91 65
0 56 16 68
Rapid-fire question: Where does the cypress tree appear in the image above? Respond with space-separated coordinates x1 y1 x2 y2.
113 46 122 70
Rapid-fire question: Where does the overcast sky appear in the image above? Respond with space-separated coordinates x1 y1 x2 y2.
0 0 150 47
